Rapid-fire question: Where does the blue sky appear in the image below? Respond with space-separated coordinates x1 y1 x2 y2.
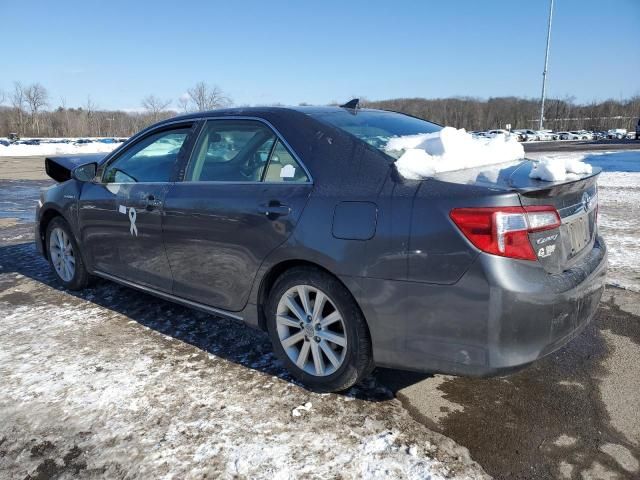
1 0 638 110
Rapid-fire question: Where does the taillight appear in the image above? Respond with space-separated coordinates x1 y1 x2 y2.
450 206 560 260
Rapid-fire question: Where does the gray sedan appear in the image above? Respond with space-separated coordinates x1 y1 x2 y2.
35 106 607 392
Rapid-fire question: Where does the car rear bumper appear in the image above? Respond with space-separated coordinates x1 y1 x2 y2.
357 235 607 376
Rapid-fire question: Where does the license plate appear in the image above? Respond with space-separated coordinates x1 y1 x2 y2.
566 214 590 254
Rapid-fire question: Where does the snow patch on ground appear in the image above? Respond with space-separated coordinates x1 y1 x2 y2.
529 155 593 182
0 141 121 157
596 171 640 292
386 127 524 180
0 255 488 479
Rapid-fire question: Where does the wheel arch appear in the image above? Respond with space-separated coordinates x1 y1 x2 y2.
38 207 65 259
256 259 366 333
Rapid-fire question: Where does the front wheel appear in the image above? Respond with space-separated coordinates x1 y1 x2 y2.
46 217 90 290
266 267 373 392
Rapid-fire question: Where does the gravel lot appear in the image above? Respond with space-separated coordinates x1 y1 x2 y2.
1 151 639 479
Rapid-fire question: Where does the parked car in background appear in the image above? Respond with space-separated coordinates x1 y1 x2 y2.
74 139 93 145
593 131 608 140
17 139 41 145
0 139 10 147
35 105 607 392
556 131 580 140
575 130 594 140
636 119 640 140
486 129 516 139
513 129 540 141
470 131 489 138
536 130 555 141
607 129 627 139
568 131 590 140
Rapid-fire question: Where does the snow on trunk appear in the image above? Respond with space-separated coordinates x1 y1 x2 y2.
528 154 593 182
386 127 525 180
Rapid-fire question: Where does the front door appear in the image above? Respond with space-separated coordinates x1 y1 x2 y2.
79 124 197 291
162 119 313 311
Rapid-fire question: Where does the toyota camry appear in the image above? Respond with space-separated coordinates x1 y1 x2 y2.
36 105 607 392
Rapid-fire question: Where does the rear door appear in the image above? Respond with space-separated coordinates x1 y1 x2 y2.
79 122 198 291
162 118 313 311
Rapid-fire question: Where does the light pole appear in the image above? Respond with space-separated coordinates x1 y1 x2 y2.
539 0 554 130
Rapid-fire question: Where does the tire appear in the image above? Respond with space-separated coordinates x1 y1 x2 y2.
46 217 90 290
265 267 373 392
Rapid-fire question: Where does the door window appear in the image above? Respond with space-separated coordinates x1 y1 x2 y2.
263 140 309 182
186 120 276 182
103 127 191 183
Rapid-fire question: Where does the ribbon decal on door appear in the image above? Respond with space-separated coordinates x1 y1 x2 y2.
128 207 138 236
118 204 139 236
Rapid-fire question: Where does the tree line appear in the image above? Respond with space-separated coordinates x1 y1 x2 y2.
0 81 230 138
363 96 640 132
0 80 638 138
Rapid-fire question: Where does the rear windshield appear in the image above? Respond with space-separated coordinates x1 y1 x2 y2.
307 110 441 153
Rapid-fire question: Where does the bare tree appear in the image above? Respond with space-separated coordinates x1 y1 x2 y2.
177 94 190 113
10 82 27 134
0 89 5 105
85 96 97 136
187 82 230 111
141 95 172 122
24 83 49 135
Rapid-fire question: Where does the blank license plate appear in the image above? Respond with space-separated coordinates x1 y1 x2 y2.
567 214 590 254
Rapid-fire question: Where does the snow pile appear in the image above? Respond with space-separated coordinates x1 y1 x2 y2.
386 126 525 180
529 155 593 182
0 141 122 157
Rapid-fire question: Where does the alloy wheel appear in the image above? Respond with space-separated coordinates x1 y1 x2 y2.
276 285 347 376
49 227 76 282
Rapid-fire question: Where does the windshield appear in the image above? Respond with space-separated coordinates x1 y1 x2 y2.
306 109 441 154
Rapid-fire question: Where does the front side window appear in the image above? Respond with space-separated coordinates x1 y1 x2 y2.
186 120 276 182
103 127 190 183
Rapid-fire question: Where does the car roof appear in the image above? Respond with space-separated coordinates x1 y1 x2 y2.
158 105 400 124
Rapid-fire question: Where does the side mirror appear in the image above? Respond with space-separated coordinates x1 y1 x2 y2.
71 162 97 182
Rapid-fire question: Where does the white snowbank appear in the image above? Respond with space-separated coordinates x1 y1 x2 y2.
529 155 593 182
0 141 122 157
386 126 524 180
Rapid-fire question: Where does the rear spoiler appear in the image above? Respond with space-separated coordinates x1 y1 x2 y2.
45 154 108 182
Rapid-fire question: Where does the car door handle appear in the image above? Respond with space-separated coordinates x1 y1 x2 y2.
258 202 291 218
143 194 163 210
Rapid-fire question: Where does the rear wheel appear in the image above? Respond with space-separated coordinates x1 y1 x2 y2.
46 217 90 290
266 267 373 392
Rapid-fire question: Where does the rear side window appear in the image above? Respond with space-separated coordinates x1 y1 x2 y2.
263 140 309 182
103 128 190 183
186 120 276 182
308 110 441 153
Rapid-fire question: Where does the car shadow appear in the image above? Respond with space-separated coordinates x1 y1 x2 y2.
0 240 424 401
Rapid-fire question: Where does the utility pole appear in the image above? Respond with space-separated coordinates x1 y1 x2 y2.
539 0 554 130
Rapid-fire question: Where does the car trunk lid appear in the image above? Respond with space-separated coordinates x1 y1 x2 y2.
433 159 600 273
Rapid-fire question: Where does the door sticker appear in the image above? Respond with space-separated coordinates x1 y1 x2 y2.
119 204 138 236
